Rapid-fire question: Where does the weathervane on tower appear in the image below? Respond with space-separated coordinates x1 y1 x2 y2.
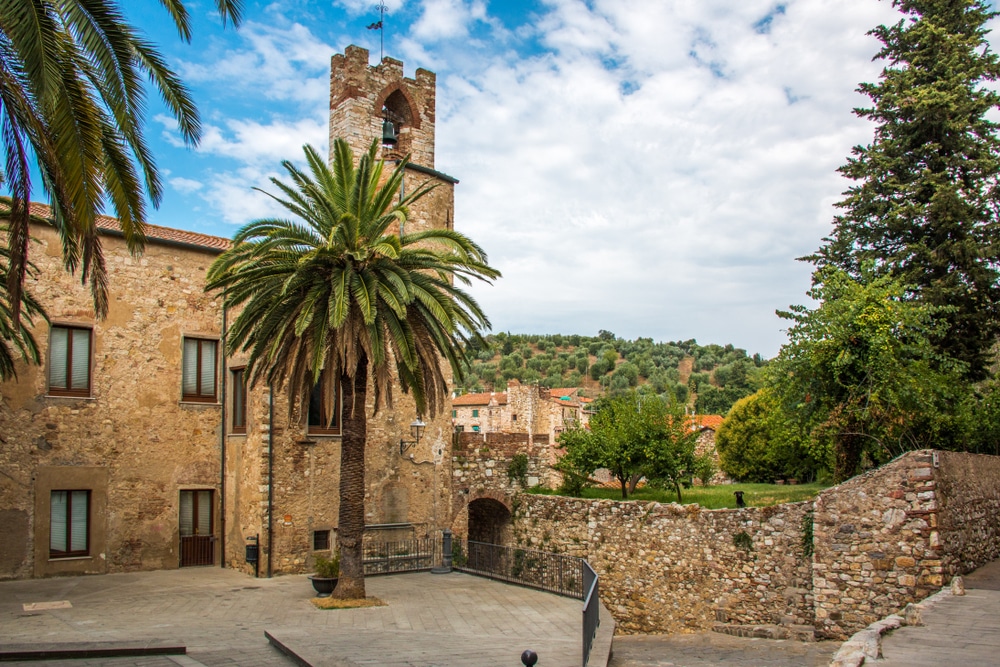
366 2 388 61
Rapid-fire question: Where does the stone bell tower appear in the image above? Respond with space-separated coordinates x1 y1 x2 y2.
329 45 439 169
328 45 456 235
323 46 458 538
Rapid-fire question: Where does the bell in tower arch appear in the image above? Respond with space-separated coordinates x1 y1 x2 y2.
381 117 398 147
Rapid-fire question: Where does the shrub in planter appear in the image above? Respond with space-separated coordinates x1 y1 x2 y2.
308 552 340 597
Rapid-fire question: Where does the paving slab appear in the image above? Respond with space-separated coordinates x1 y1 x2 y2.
607 633 838 667
876 558 1000 666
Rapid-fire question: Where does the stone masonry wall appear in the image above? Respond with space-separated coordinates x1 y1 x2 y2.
0 223 224 579
516 495 813 635
935 450 1000 574
812 449 1000 638
449 432 549 537
329 45 437 168
225 380 455 577
513 451 1000 639
811 453 939 638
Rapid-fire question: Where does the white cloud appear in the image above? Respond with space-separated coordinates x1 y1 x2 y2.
199 166 292 225
412 0 478 40
195 116 329 166
334 0 406 15
430 0 906 355
185 116 329 223
177 21 333 106
151 0 989 357
169 177 204 194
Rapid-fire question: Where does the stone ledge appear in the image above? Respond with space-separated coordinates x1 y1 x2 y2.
712 623 816 642
0 640 185 662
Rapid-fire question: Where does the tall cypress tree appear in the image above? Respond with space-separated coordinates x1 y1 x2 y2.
815 0 1000 379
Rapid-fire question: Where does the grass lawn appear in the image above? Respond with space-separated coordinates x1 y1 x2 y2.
527 482 827 509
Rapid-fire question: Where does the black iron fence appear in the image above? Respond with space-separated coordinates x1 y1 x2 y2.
581 560 599 667
453 539 586 600
362 537 440 575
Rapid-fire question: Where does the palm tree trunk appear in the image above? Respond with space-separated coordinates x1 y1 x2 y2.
333 354 369 599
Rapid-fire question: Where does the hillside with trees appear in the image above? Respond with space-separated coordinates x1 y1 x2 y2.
457 330 764 416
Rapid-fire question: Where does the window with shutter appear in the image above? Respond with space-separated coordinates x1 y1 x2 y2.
50 490 90 558
307 375 340 435
179 490 213 536
48 326 92 397
231 368 247 433
182 338 218 402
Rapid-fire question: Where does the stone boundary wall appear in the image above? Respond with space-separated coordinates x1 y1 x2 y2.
452 432 551 494
515 451 1000 639
935 451 1000 574
811 450 942 637
813 449 1000 638
516 495 813 634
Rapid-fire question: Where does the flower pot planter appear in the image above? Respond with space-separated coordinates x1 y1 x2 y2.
308 575 338 597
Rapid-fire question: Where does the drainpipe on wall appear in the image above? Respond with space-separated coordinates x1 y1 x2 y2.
219 304 227 568
267 383 275 578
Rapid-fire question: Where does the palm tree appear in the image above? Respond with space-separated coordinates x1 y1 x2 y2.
206 139 500 598
0 224 44 380
0 0 242 322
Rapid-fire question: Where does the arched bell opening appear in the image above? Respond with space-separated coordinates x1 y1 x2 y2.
379 88 417 155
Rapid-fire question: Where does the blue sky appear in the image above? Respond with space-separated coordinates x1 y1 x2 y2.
102 1 996 356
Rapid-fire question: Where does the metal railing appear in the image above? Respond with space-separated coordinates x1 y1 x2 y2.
581 560 599 667
454 539 585 599
362 537 440 575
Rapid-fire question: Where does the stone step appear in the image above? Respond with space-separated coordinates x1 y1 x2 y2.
711 622 816 643
0 640 187 662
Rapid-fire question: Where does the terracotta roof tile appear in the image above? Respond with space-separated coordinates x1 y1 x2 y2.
549 387 579 398
452 392 507 406
18 201 231 253
692 414 724 431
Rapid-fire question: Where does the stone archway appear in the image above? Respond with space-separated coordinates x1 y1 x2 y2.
467 497 512 545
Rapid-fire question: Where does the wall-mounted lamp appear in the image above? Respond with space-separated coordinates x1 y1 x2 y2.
399 417 426 455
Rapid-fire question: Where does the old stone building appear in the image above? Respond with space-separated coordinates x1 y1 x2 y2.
0 46 462 580
452 381 592 441
690 413 730 484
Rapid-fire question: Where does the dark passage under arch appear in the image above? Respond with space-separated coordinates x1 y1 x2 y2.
467 498 511 545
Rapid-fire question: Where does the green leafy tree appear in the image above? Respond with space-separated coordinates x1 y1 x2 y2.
1 0 242 321
771 267 966 481
206 140 499 598
556 390 696 500
642 407 700 503
813 0 1000 379
715 389 828 482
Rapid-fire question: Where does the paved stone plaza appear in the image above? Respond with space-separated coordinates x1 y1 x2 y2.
0 568 583 666
6 560 1000 666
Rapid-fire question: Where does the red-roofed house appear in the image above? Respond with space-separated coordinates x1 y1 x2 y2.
690 413 731 484
451 380 591 441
